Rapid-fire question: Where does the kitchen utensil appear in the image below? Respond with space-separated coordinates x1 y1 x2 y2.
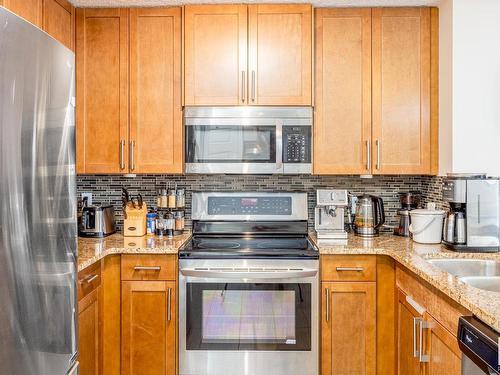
353 194 385 237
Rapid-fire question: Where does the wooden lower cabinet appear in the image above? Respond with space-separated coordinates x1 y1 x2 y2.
321 282 376 375
397 288 462 375
78 286 102 375
122 280 176 375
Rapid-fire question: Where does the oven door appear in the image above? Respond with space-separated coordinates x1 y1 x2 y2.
179 259 319 375
185 120 283 174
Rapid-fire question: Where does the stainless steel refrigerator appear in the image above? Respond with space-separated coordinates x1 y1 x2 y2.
0 7 78 375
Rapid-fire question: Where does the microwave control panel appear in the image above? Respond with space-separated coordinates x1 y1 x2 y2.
283 126 311 163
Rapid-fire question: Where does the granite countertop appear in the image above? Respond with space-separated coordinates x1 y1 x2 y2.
78 231 500 331
312 233 500 332
78 232 192 271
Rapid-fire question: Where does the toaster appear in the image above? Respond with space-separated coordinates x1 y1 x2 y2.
78 205 116 238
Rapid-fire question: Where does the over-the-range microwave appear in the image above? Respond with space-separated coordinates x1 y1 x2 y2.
184 106 312 174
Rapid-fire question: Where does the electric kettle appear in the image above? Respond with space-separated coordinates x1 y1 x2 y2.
354 194 386 237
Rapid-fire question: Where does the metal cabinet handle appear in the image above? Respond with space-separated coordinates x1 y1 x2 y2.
120 140 125 170
129 140 136 171
375 139 381 170
413 317 420 358
325 288 330 322
336 267 364 272
366 140 371 170
167 288 172 321
419 319 431 363
241 71 246 103
133 266 161 271
251 70 256 102
80 274 99 284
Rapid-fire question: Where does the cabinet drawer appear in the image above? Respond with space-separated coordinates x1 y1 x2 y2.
121 255 177 281
78 261 102 301
321 255 376 281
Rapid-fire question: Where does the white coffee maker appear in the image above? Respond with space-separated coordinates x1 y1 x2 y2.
315 189 348 240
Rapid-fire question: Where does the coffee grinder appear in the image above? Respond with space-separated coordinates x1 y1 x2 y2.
394 191 421 237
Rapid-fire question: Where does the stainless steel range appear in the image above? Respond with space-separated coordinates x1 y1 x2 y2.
179 192 319 375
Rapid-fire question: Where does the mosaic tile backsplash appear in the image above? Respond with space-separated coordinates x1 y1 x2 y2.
77 174 446 231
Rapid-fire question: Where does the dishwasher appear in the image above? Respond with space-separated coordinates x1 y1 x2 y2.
458 317 499 375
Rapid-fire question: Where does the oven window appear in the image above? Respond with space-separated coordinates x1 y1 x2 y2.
186 283 311 351
186 126 276 163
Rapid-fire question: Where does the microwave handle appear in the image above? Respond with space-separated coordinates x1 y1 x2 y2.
276 120 283 171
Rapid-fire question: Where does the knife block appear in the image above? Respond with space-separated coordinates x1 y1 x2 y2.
123 203 147 237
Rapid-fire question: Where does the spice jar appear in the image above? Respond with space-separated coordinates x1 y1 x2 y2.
167 189 176 208
176 189 185 208
160 189 168 208
164 212 174 237
156 190 162 207
174 211 185 231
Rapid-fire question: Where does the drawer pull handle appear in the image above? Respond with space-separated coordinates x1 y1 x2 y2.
336 267 364 272
80 274 99 284
134 266 161 271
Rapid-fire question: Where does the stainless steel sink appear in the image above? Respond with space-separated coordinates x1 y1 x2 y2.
459 276 500 293
426 259 500 277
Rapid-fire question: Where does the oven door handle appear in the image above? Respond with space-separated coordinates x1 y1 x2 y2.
180 268 318 279
276 120 283 172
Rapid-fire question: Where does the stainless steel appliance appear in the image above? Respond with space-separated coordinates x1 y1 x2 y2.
315 189 348 240
458 316 499 375
185 107 312 174
179 192 319 375
0 7 77 374
354 194 386 237
394 191 422 237
78 205 116 237
442 175 500 252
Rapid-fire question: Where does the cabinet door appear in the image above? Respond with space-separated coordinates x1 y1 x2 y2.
122 281 176 375
397 289 424 375
322 282 376 375
424 314 461 375
42 0 74 50
1 0 42 26
314 8 372 174
248 4 312 105
184 5 247 105
76 8 129 174
372 8 431 174
130 8 182 174
78 286 102 375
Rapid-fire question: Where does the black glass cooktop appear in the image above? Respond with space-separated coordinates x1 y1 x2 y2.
179 235 319 259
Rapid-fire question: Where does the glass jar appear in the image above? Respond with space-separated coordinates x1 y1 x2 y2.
164 212 174 237
176 189 185 208
167 189 176 208
174 211 185 231
160 189 168 208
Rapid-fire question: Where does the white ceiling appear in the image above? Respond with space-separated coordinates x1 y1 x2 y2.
71 0 440 8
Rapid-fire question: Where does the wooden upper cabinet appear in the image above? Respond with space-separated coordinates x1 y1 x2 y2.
322 282 376 375
42 0 75 50
1 0 42 27
184 5 247 105
76 8 129 174
314 8 372 174
248 4 312 105
122 281 176 375
372 8 432 174
129 8 182 173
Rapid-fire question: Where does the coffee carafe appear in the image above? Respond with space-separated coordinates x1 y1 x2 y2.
354 194 385 237
443 202 467 245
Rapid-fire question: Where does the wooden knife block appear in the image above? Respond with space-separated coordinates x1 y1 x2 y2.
123 203 147 237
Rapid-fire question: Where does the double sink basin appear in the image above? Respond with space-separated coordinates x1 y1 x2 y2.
427 259 500 293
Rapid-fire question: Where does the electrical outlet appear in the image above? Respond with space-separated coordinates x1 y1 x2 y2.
81 192 92 206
